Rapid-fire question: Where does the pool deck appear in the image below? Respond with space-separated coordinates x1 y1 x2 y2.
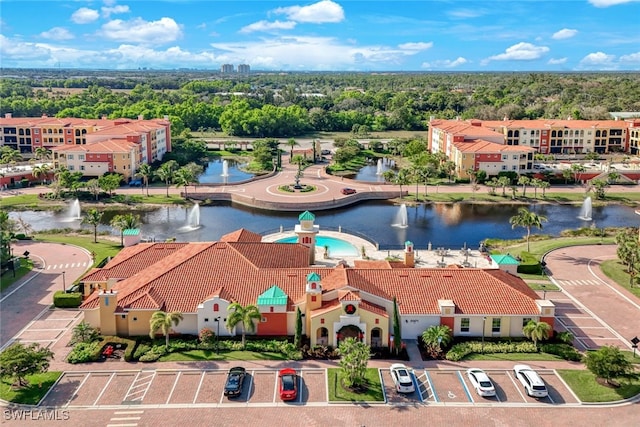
262 229 496 269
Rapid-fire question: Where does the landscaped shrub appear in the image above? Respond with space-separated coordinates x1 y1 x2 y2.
133 343 152 360
66 341 102 364
53 291 82 308
517 251 543 274
446 341 538 361
540 343 582 361
199 328 215 345
100 336 136 362
138 345 168 362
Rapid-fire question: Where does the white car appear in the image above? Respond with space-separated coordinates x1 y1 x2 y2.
466 368 496 397
389 363 415 393
513 365 548 398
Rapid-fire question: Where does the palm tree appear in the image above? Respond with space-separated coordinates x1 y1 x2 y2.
110 213 140 246
174 166 196 198
82 208 103 243
509 207 548 252
518 175 530 197
421 325 453 355
149 311 184 349
31 164 51 184
522 320 551 347
286 138 298 162
33 147 52 162
85 178 101 201
154 160 178 197
136 164 153 196
226 302 262 348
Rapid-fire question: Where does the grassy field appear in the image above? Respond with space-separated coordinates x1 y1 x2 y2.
557 369 640 402
0 258 34 292
327 368 385 402
600 259 640 298
0 372 62 405
159 349 288 362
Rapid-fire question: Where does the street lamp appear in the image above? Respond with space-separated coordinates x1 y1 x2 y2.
631 336 639 358
541 284 547 300
214 317 225 354
481 316 487 354
62 271 66 292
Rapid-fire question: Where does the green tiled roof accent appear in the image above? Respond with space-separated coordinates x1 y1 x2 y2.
307 272 321 282
257 285 288 305
491 254 520 265
298 211 315 221
405 241 412 245
123 229 140 236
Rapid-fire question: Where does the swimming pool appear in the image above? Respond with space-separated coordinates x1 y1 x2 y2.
276 235 359 257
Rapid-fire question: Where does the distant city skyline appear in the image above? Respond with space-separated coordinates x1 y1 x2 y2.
1 0 639 72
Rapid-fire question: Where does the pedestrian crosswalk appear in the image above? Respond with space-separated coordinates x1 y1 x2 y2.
556 279 600 286
46 262 89 270
107 410 143 427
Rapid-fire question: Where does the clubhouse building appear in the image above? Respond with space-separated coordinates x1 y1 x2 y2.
79 212 555 347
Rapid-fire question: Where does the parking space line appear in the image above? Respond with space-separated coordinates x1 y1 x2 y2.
457 371 473 403
124 370 155 403
272 371 279 403
93 373 115 406
412 371 423 403
297 372 303 404
66 373 91 407
165 371 181 404
507 371 527 402
245 373 254 405
424 371 439 403
193 371 206 404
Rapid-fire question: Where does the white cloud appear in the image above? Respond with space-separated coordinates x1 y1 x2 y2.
240 20 297 34
547 57 568 65
102 5 130 18
98 17 183 45
397 42 433 51
619 52 640 63
40 27 74 41
422 57 468 69
447 9 487 19
71 7 100 24
588 0 640 7
552 28 578 40
274 0 345 24
486 42 549 61
580 51 616 65
211 36 423 70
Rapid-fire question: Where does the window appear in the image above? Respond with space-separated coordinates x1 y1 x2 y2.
522 318 532 328
80 166 85 171
513 155 518 160
133 317 137 321
67 154 74 159
320 318 324 324
78 154 85 160
269 306 274 313
204 318 209 322
311 295 317 302
311 283 316 289
502 155 508 160
121 315 126 319
261 317 267 323
460 318 470 332
492 318 501 333
68 166 74 170
213 303 219 311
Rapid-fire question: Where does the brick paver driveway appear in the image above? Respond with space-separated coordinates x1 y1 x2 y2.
544 244 640 350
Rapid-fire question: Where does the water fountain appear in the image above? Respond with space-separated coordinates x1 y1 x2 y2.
221 160 229 177
392 203 408 228
63 199 81 222
578 196 592 221
180 204 201 231
376 159 383 175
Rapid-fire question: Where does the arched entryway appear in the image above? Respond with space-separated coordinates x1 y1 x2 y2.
371 327 382 347
316 327 328 346
336 324 364 345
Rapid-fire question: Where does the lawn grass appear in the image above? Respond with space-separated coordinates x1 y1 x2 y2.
0 193 54 209
462 352 566 362
557 369 640 402
0 372 62 405
488 236 616 260
0 258 33 292
526 283 561 292
600 259 640 299
158 349 288 362
327 368 384 402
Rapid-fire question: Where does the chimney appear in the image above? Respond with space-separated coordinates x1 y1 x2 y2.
138 115 144 121
4 113 11 119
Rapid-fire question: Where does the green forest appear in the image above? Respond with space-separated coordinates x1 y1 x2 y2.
1 70 640 138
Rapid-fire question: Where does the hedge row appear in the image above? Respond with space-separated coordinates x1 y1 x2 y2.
53 291 82 308
446 341 538 361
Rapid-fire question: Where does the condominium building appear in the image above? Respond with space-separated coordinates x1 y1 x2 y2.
237 64 250 74
52 139 140 180
220 64 234 74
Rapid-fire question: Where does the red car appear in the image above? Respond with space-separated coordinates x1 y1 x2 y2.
341 187 357 195
278 368 298 401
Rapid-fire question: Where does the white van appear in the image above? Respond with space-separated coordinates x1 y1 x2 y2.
513 365 548 398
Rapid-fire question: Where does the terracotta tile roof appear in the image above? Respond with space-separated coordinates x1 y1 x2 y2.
453 139 534 154
359 300 388 317
353 260 392 269
52 138 137 153
220 228 263 242
80 237 540 317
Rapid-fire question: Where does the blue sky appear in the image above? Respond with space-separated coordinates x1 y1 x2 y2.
1 0 639 71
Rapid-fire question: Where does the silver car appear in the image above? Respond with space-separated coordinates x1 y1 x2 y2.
389 363 415 393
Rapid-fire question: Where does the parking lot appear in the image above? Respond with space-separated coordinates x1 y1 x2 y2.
41 368 328 408
41 367 580 409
